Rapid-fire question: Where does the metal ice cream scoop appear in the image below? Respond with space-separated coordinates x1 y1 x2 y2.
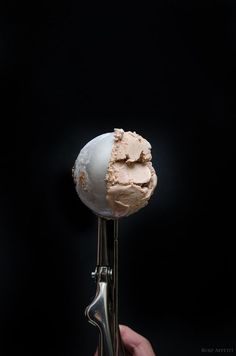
73 130 157 355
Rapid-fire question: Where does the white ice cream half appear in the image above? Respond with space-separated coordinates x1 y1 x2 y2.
73 132 114 217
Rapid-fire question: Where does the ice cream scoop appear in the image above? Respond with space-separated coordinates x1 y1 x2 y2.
72 128 157 355
72 128 157 218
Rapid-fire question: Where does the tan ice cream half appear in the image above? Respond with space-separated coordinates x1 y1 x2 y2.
106 129 157 217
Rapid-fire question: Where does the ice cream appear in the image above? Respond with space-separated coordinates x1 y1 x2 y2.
73 128 157 218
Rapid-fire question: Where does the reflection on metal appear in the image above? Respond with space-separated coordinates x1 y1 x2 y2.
85 218 125 356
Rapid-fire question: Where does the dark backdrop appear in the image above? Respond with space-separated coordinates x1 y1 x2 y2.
0 1 235 355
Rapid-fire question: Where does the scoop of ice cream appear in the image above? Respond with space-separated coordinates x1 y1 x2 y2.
73 128 157 218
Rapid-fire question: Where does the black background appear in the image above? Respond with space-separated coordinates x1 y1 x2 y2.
0 1 235 355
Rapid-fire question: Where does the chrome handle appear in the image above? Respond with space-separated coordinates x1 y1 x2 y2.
85 218 125 356
85 267 113 355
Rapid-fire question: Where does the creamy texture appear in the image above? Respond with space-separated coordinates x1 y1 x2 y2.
106 129 157 217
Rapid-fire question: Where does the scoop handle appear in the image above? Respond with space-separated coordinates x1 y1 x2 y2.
85 218 126 356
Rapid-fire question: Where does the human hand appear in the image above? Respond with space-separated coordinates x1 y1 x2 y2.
94 324 156 356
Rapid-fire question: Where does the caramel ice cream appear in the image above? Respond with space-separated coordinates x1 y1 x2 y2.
106 129 157 217
73 128 157 218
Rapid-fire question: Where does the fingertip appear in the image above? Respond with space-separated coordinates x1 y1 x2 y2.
119 324 128 333
119 324 135 334
119 324 156 355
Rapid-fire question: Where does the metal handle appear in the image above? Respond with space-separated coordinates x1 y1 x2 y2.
85 218 125 356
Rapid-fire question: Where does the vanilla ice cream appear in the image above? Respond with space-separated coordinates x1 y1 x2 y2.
73 128 157 218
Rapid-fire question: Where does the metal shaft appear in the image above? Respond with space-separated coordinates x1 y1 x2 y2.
85 217 125 356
